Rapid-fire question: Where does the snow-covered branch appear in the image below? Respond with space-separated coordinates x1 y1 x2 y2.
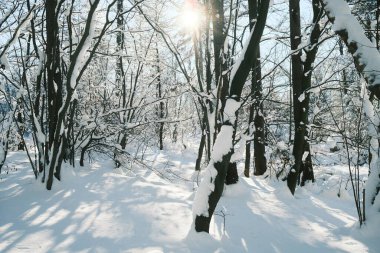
0 5 36 70
322 0 380 96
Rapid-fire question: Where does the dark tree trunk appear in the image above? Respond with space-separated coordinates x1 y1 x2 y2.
301 142 314 186
245 0 268 177
244 120 253 177
54 135 68 181
252 49 267 176
254 111 267 175
211 0 225 90
195 112 208 171
194 0 269 233
195 154 231 232
45 0 63 190
288 0 321 192
117 0 128 150
0 123 11 174
46 0 63 149
205 14 213 162
156 44 164 150
210 0 239 182
195 133 206 171
17 111 25 151
225 162 238 184
80 140 91 167
287 0 304 194
299 0 322 185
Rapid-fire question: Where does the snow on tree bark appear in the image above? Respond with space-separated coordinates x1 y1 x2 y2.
193 0 270 233
46 0 114 190
322 0 380 214
322 0 380 97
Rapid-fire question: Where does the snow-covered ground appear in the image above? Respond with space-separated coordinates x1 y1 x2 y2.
0 144 379 253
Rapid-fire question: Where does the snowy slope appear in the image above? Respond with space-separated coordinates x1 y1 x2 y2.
0 147 379 253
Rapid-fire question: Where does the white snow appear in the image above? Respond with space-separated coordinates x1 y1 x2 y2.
277 141 288 151
192 125 234 217
298 92 305 102
224 98 241 123
302 151 309 161
192 163 218 217
0 142 379 253
210 125 234 162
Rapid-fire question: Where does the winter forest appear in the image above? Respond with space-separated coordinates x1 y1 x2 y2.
0 0 379 252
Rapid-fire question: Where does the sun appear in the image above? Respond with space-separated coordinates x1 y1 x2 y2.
179 0 203 32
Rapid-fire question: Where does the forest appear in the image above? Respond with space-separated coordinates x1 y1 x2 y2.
0 0 379 252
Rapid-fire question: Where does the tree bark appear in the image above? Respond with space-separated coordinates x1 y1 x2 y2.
194 0 269 233
47 0 104 190
287 0 320 192
299 0 322 185
287 0 304 194
45 0 63 189
252 51 267 176
46 0 63 149
117 0 128 150
156 42 165 150
245 0 267 177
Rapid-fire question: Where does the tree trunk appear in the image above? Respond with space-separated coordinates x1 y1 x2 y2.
45 0 63 190
156 43 164 150
46 0 102 190
194 0 269 233
195 152 231 232
245 0 268 177
253 49 267 176
299 0 322 185
117 0 128 151
195 133 206 171
46 0 63 149
225 162 239 184
287 0 304 194
288 0 322 190
195 111 208 171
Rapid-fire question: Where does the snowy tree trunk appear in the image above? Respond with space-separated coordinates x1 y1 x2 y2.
194 124 235 232
155 42 165 150
360 85 380 216
47 0 105 190
321 0 380 213
116 0 128 150
193 0 270 233
0 111 13 174
321 0 380 98
45 0 64 188
287 0 322 193
299 0 322 186
46 0 63 150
